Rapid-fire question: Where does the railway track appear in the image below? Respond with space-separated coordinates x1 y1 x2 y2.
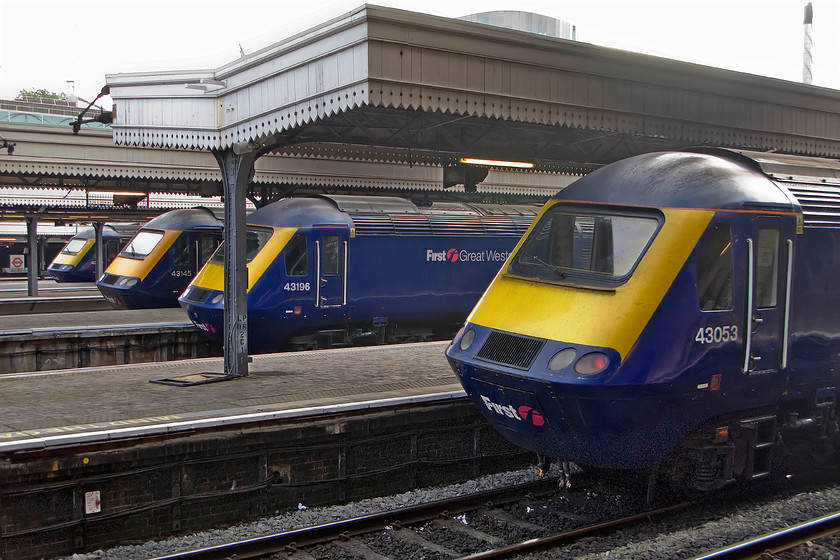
691 510 840 559
148 477 696 560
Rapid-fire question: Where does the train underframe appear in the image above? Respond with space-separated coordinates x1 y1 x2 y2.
286 318 461 351
662 392 840 493
536 392 840 496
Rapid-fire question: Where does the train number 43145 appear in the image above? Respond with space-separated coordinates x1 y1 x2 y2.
695 325 739 344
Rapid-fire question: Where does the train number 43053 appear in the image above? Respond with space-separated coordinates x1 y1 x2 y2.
695 325 738 344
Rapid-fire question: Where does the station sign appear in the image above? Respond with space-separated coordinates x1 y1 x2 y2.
9 254 24 272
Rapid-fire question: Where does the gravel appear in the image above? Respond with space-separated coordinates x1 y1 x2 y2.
58 468 840 560
58 466 551 560
523 477 840 559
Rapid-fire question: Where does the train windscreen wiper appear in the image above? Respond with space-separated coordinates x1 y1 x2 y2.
530 256 566 279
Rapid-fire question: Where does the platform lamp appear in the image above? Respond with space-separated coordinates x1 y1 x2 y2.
0 133 14 154
69 85 114 134
444 157 534 193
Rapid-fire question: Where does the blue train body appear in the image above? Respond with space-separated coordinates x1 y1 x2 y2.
446 149 840 490
47 225 133 282
96 208 224 309
180 195 538 354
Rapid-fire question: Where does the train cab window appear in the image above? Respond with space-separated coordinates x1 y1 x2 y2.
245 227 273 262
171 235 191 268
120 230 164 259
61 239 88 255
284 234 308 276
323 235 340 275
209 227 273 265
756 228 780 308
509 206 660 286
694 224 733 311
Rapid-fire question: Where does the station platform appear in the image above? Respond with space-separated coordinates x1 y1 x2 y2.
0 341 463 450
0 307 188 334
0 341 531 560
0 307 214 374
0 280 110 314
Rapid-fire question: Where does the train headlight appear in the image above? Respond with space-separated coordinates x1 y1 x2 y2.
459 328 477 351
574 352 610 375
210 293 224 305
124 278 138 287
548 348 576 371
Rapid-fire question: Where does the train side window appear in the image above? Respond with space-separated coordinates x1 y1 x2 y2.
285 234 308 276
171 235 191 268
756 228 779 308
105 240 119 263
198 235 218 266
694 224 733 311
323 235 340 275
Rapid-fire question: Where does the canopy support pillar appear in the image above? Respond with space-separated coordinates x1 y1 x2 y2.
213 146 258 378
93 222 105 282
25 216 38 296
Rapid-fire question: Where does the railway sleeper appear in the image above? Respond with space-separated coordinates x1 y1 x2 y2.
430 517 507 547
479 507 551 538
333 539 392 560
390 525 462 557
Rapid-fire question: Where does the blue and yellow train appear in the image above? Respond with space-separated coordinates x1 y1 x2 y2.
97 208 224 309
447 149 840 491
47 225 134 282
179 195 538 354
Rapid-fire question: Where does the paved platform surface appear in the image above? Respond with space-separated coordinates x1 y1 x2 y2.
0 341 461 444
0 307 189 332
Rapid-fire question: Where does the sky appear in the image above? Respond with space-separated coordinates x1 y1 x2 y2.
1 0 838 109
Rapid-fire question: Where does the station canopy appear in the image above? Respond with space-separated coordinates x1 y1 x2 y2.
107 5 840 173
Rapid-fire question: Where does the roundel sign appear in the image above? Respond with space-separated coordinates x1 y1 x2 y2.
10 255 24 271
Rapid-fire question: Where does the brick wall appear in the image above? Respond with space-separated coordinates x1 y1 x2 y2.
0 400 532 559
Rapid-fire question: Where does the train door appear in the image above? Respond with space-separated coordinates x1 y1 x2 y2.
170 234 192 278
104 239 121 267
313 228 348 308
743 216 794 374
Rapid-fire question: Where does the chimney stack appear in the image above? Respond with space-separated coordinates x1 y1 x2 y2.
803 2 813 84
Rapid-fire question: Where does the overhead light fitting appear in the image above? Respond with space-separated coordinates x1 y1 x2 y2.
459 157 534 169
90 191 147 197
70 85 113 134
185 78 227 92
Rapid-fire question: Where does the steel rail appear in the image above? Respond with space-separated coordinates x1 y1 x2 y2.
147 478 564 560
690 510 840 560
458 500 697 559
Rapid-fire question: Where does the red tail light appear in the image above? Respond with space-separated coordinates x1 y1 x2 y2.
575 352 609 375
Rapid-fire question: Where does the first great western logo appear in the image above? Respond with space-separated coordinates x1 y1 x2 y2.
426 249 510 263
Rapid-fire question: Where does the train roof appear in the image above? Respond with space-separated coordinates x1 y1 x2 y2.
141 207 223 231
708 149 840 229
711 149 840 186
552 150 798 213
69 224 137 239
247 195 538 237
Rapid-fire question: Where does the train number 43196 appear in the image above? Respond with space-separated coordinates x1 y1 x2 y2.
695 325 739 344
